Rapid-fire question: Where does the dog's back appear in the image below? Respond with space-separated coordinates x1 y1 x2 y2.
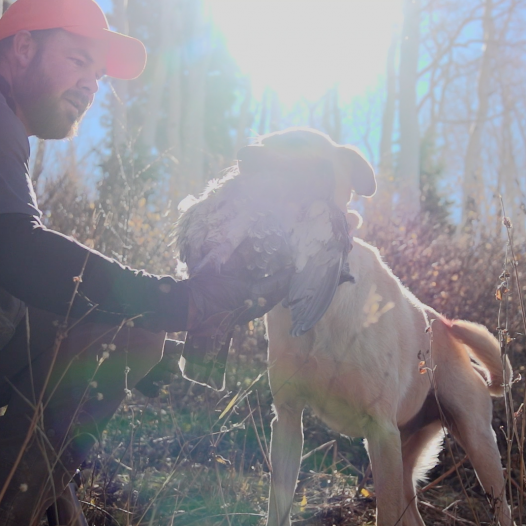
265 238 513 526
267 239 432 433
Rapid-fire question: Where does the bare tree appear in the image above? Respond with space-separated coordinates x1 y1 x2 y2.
110 0 130 152
180 2 211 197
322 86 342 143
461 0 496 228
141 0 175 151
398 0 422 216
234 79 252 153
376 33 398 218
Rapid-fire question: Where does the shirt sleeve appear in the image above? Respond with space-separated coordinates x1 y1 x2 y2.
0 93 42 218
0 213 190 332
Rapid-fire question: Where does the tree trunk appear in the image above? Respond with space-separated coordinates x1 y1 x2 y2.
461 0 495 229
496 84 517 236
180 0 210 198
323 87 341 143
111 0 130 151
234 80 252 153
269 90 281 132
398 0 421 217
376 34 398 220
167 45 184 203
31 139 46 188
258 88 270 136
141 0 175 151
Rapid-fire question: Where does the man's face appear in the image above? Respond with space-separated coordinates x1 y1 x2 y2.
12 30 106 139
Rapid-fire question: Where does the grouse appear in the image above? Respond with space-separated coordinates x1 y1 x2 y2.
175 127 376 389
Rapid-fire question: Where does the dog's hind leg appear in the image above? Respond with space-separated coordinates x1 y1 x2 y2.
431 320 513 525
267 398 305 526
365 422 405 526
444 395 513 526
400 421 444 526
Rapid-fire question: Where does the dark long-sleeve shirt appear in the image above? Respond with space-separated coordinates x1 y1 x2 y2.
0 76 188 332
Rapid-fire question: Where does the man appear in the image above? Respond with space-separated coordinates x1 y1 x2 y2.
0 0 291 524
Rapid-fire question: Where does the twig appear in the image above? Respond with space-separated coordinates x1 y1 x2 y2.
0 252 90 507
503 469 523 493
355 463 372 496
214 460 233 526
500 197 526 523
301 440 336 463
420 455 468 493
79 499 125 525
419 500 479 525
247 399 272 473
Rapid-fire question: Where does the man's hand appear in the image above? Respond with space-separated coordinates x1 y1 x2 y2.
186 267 294 338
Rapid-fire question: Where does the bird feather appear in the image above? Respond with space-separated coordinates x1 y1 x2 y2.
175 128 375 389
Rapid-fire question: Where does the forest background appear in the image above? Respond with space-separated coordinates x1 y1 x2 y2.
2 0 526 524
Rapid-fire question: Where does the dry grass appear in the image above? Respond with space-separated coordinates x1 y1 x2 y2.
66 212 526 526
10 163 524 525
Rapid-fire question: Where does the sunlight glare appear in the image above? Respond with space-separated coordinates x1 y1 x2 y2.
205 0 403 105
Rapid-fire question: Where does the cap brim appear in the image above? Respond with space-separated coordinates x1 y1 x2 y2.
64 26 147 80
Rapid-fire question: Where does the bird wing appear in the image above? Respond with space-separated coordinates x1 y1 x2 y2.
286 200 351 337
175 142 354 389
175 172 241 272
175 172 294 391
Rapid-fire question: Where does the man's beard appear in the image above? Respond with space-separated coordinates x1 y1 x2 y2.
12 55 89 140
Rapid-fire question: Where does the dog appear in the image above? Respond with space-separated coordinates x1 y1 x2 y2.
265 230 513 526
173 126 513 526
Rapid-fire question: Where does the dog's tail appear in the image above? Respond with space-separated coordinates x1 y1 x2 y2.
449 320 512 396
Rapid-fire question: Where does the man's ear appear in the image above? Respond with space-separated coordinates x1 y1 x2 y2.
11 31 38 69
334 146 376 197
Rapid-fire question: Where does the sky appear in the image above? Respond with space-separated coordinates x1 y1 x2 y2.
95 0 403 108
42 0 404 179
204 0 403 105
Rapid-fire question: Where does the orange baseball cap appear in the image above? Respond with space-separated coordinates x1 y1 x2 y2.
0 0 147 79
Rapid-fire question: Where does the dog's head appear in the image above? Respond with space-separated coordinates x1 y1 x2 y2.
237 127 376 210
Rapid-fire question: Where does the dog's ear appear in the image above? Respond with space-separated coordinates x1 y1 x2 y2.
334 146 376 197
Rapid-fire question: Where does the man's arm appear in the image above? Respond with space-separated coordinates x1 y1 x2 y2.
0 213 190 330
0 213 293 334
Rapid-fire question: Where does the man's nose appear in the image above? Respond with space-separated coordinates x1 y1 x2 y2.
78 71 99 98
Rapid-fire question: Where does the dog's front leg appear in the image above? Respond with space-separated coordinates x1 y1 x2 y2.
365 423 406 526
267 400 305 526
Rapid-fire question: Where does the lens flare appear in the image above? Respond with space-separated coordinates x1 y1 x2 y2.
205 0 403 105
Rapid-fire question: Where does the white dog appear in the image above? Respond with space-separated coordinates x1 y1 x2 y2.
173 126 513 526
265 232 513 526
